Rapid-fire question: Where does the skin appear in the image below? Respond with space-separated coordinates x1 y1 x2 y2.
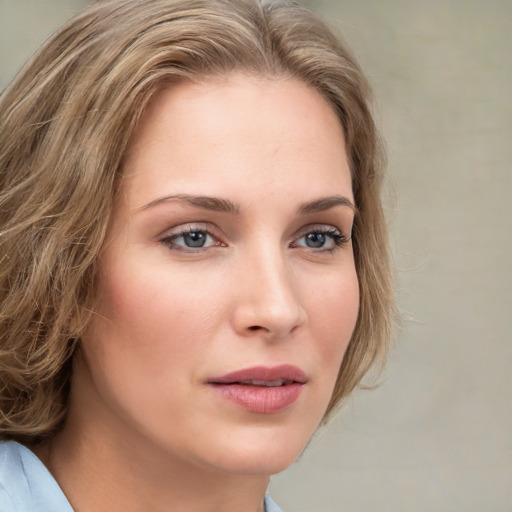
43 75 360 512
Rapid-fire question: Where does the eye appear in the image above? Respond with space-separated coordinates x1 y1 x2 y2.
160 226 224 252
291 226 349 252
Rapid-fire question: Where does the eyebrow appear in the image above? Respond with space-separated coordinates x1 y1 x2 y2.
297 195 356 215
138 194 241 214
138 193 355 215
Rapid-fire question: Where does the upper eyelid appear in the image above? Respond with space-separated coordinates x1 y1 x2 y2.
157 220 352 245
159 222 220 238
292 223 349 239
292 227 347 244
160 222 345 236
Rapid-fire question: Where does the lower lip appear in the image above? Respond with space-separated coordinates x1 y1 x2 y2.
209 383 303 413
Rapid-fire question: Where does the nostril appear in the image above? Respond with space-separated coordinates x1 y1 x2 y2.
248 325 268 332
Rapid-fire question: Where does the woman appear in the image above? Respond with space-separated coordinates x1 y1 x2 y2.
0 0 395 510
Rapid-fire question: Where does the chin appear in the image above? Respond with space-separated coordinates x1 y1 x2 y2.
200 424 314 477
213 450 301 477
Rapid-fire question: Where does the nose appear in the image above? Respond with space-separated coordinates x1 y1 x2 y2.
231 246 307 339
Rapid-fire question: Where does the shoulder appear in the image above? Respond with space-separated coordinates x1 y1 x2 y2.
0 441 73 512
264 494 285 512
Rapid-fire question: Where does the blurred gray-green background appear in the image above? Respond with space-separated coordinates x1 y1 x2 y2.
1 1 510 511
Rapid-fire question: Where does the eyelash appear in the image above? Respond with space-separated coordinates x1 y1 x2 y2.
290 227 350 253
160 225 351 253
160 225 224 253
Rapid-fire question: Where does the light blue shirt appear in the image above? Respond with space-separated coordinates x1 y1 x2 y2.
0 441 283 511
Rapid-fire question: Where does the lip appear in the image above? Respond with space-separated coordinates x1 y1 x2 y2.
207 365 307 414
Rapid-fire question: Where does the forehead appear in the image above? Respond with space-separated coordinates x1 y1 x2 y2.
120 74 352 209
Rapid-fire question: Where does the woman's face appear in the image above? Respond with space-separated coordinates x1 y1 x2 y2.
76 75 359 476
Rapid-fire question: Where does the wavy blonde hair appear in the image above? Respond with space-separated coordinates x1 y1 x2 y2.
0 0 395 443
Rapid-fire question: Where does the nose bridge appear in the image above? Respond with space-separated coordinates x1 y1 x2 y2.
233 240 306 337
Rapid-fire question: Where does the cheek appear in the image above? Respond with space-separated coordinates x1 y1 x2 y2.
78 260 225 429
307 267 359 375
86 258 228 373
311 266 359 333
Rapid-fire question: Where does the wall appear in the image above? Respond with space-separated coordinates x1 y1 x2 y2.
271 2 512 511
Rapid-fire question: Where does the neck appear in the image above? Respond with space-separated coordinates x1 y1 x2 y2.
32 349 273 512
37 422 269 512
34 363 270 512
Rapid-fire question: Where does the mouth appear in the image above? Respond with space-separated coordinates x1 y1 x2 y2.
207 365 307 413
236 379 292 387
208 364 307 386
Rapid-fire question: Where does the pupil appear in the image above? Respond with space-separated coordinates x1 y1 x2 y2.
184 232 206 247
306 233 326 248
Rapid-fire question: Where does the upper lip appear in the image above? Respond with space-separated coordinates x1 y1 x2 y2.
208 365 308 385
